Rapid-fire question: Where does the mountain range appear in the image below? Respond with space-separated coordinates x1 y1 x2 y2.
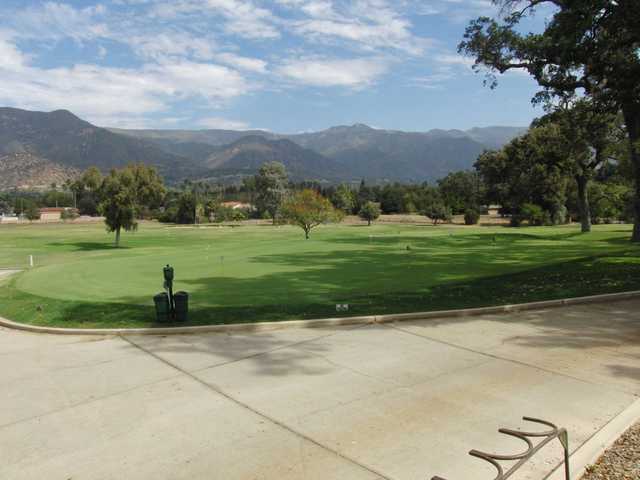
0 107 526 190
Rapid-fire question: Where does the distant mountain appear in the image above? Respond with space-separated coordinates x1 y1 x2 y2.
283 124 526 182
200 135 350 182
0 107 205 184
0 107 526 189
115 122 526 184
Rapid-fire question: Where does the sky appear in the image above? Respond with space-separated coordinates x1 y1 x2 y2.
0 0 554 132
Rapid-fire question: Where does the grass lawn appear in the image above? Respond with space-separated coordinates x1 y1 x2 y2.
0 220 639 328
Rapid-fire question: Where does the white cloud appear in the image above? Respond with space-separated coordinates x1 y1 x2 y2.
151 0 280 39
11 2 110 41
0 36 251 125
126 32 217 60
0 34 26 70
410 73 454 90
435 54 475 67
196 117 250 129
282 0 431 55
215 53 268 73
278 57 387 87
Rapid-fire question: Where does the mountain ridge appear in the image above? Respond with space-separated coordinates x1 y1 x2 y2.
0 107 526 189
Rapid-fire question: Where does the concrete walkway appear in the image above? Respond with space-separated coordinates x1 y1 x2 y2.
1 299 639 480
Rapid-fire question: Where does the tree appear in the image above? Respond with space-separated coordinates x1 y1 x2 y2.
98 169 138 247
464 208 480 225
280 189 342 239
533 99 621 232
72 167 103 216
97 164 165 246
438 170 484 214
424 201 452 225
359 201 381 226
475 124 571 222
331 184 356 213
254 162 288 223
176 191 196 224
0 200 13 215
459 0 640 240
356 179 375 210
24 202 40 221
127 164 166 213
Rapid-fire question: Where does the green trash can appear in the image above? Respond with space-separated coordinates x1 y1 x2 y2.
153 292 170 322
174 291 189 322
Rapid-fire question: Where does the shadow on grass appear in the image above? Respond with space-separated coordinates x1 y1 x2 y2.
47 242 129 251
2 250 640 380
4 252 640 329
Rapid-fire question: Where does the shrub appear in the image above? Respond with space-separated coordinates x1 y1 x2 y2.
158 206 178 223
77 196 98 216
210 206 250 223
464 208 480 225
25 204 40 221
61 208 79 221
520 203 548 226
423 203 452 225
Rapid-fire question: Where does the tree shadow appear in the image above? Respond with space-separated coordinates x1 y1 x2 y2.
47 242 129 251
3 245 640 380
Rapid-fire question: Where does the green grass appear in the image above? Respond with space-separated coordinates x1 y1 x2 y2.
1 221 639 328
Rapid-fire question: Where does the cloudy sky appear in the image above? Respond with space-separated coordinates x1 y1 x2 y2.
0 0 552 132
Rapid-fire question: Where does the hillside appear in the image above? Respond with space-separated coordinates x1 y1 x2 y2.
0 107 526 189
201 136 350 182
0 153 79 190
0 108 206 184
115 123 526 183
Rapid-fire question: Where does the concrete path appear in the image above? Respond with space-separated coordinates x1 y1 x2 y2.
1 299 639 480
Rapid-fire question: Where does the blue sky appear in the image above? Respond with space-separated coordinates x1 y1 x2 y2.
0 1 552 132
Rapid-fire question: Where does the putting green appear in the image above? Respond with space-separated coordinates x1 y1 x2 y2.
1 221 639 328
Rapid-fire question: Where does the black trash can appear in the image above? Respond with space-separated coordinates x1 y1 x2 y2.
174 291 189 322
153 292 170 322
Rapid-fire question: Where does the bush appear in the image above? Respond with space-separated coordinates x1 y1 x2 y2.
551 205 568 225
423 203 452 225
212 205 249 222
520 203 548 226
61 209 79 221
158 206 178 223
24 204 40 221
77 196 98 216
464 209 480 225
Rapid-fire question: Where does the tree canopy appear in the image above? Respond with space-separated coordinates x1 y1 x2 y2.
254 162 289 223
459 0 640 240
281 189 342 239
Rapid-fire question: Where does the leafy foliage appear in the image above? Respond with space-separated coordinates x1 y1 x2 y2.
281 189 342 239
459 0 640 240
464 208 480 225
254 162 289 223
359 201 381 226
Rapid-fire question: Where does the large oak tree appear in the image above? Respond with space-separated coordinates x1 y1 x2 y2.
459 0 640 240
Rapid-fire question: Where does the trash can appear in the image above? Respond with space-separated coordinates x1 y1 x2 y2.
174 291 189 322
153 292 170 322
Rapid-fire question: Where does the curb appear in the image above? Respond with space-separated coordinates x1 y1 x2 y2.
0 290 639 336
546 398 640 480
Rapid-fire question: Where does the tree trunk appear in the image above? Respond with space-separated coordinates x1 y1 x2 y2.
622 103 640 242
304 228 309 239
115 227 121 247
368 219 371 226
575 175 591 233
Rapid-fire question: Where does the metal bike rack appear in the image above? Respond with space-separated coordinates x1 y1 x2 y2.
432 417 570 480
